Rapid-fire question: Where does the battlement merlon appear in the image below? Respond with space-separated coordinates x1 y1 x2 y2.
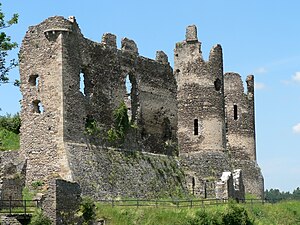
155 50 169 64
121 37 139 54
101 33 117 48
185 25 198 42
246 75 254 99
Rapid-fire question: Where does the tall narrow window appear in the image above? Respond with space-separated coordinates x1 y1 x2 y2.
214 78 221 91
80 71 85 96
192 177 195 195
234 104 238 120
194 119 199 135
124 74 132 119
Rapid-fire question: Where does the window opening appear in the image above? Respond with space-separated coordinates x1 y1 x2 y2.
29 74 39 87
124 74 132 119
32 100 44 114
80 71 85 96
234 105 238 120
194 119 199 135
214 78 221 91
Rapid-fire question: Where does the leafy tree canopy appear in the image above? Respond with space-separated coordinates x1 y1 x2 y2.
0 2 18 85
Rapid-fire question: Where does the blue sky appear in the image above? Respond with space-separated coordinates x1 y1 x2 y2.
1 0 299 192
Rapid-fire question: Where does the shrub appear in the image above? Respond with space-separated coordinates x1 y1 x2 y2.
222 202 253 225
79 196 96 224
185 209 220 225
29 209 52 225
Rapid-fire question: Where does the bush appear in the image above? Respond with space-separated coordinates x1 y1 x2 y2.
222 203 253 225
79 197 96 224
29 209 52 225
185 209 220 225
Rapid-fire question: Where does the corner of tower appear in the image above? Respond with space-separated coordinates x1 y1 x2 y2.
246 75 254 99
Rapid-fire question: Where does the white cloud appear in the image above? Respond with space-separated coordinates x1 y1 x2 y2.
255 67 268 74
254 82 265 90
292 123 300 134
292 72 300 83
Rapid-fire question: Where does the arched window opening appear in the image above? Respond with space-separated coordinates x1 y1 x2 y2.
234 104 238 120
32 100 44 114
80 70 85 96
214 78 221 91
29 74 39 87
194 119 199 135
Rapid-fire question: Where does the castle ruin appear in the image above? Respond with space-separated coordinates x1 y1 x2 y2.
16 16 263 201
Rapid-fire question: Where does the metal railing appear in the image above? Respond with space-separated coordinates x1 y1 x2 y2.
0 197 40 215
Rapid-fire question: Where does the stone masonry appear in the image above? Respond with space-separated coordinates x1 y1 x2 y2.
18 16 264 200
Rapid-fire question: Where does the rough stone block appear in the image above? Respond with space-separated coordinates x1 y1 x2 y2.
186 25 198 42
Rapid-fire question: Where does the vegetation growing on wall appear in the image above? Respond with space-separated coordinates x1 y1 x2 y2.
85 101 133 147
108 101 130 142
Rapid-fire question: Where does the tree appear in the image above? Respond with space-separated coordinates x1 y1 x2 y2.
0 2 18 85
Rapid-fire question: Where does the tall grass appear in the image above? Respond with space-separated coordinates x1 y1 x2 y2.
95 200 300 225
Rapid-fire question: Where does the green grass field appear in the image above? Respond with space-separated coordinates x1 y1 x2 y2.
95 200 300 225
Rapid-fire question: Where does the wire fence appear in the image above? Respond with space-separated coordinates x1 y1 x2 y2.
96 198 269 208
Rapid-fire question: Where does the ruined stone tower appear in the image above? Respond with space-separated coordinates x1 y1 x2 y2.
19 16 263 199
224 73 264 197
175 25 231 197
175 25 226 153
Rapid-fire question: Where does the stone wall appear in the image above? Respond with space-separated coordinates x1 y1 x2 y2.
66 142 187 199
233 160 264 198
42 179 81 225
180 151 231 197
0 151 26 205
